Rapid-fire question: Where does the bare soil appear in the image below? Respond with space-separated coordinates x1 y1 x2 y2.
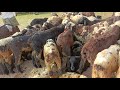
0 60 92 78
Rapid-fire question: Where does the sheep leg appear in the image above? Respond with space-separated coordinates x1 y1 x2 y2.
4 54 15 74
77 59 86 74
36 50 45 68
13 50 23 73
66 60 71 72
61 56 68 73
45 59 52 75
32 51 38 68
55 57 62 75
0 63 9 75
92 65 99 78
4 62 15 74
32 50 43 68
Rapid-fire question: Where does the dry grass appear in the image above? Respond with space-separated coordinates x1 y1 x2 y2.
0 12 113 30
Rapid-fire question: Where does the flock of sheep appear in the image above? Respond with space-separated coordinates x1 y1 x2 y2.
0 12 120 78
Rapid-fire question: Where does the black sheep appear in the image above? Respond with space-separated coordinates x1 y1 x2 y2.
30 18 48 26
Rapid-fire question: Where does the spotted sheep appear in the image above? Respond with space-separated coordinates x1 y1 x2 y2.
92 44 120 78
43 39 62 78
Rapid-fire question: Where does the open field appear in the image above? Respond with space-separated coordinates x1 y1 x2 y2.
0 12 113 30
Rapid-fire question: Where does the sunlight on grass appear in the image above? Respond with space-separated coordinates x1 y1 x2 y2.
0 12 113 30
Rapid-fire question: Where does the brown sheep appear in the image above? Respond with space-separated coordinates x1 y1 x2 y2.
0 36 15 74
73 20 120 44
56 28 74 56
0 24 20 39
77 25 120 74
56 25 74 72
44 39 62 78
82 12 96 17
92 44 120 78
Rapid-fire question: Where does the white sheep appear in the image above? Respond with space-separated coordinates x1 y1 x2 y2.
92 44 120 78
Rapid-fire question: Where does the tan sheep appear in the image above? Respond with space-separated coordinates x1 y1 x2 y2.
92 44 120 78
70 14 83 24
47 16 62 26
43 39 62 78
86 16 97 22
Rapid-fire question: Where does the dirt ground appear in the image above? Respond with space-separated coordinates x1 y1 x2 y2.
0 60 92 78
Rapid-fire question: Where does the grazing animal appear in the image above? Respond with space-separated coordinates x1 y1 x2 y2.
0 30 33 74
72 41 83 56
41 22 54 31
67 56 80 72
0 36 15 74
77 25 120 74
47 16 62 26
82 12 96 17
56 24 74 72
0 24 20 39
70 14 83 24
30 18 48 26
92 44 120 78
9 35 32 73
28 24 65 68
44 39 62 78
56 27 74 56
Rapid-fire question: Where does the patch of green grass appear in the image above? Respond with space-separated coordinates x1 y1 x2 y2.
0 12 113 30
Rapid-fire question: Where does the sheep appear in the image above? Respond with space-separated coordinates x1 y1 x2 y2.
73 20 119 44
105 16 120 25
77 25 120 74
43 39 62 78
28 24 65 68
82 12 96 17
56 24 74 56
30 18 48 26
0 24 20 39
56 24 74 72
9 35 32 73
92 44 120 78
72 41 83 56
47 15 62 26
66 56 80 72
70 14 83 24
0 27 35 74
0 36 15 74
